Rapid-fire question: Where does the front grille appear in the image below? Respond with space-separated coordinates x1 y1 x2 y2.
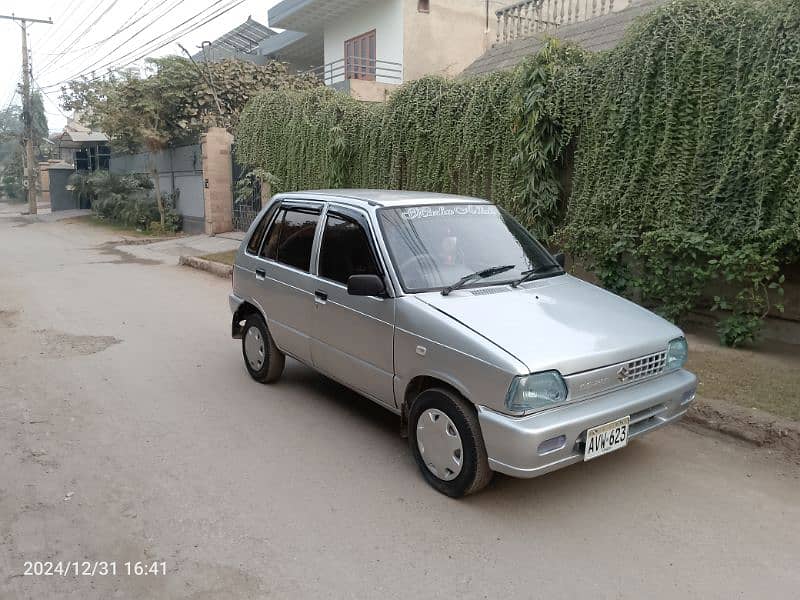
618 351 666 383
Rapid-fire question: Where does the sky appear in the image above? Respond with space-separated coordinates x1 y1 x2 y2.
1 0 282 132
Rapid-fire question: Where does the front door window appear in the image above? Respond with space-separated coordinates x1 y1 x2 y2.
319 213 380 285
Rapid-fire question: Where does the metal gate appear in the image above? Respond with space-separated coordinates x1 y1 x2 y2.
231 145 261 231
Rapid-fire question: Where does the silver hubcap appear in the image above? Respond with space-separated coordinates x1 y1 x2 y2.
244 326 265 370
416 409 463 481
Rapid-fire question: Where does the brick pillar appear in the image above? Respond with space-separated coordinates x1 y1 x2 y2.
38 161 51 208
201 127 234 235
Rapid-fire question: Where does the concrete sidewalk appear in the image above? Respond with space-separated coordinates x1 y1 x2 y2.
117 232 242 266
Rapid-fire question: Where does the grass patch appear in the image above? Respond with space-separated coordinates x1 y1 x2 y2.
200 250 236 266
68 214 182 238
686 331 800 421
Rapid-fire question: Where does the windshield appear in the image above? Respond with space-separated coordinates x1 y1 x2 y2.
378 204 560 293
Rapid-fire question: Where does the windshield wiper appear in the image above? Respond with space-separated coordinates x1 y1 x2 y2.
510 264 564 288
441 265 515 296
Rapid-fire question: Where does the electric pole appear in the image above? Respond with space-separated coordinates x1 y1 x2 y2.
1 14 53 215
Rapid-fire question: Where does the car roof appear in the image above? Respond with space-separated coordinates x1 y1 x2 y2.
276 189 491 208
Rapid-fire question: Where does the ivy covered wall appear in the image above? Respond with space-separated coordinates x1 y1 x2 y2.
236 73 521 207
236 0 800 346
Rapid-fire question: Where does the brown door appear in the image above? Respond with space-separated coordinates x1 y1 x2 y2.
344 30 376 81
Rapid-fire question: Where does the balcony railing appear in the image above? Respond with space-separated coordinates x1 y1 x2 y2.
305 57 403 86
496 0 617 44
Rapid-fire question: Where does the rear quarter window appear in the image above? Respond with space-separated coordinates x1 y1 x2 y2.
246 203 278 255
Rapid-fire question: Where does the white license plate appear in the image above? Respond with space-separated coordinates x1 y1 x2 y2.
584 416 630 461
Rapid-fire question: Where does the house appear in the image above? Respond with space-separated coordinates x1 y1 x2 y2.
260 0 496 101
53 119 110 172
192 17 277 64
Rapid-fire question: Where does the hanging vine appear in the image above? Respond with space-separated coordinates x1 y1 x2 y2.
236 72 522 209
558 0 800 345
236 0 800 347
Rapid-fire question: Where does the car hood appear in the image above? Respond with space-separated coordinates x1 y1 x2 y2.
415 275 682 375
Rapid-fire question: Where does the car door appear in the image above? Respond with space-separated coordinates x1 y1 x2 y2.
310 205 396 408
252 201 323 364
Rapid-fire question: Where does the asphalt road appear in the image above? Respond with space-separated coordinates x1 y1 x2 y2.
1 207 798 599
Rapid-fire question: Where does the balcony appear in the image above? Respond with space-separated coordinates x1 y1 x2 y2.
306 57 403 86
305 57 403 101
495 0 621 44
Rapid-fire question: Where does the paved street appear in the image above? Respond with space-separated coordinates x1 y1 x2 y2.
1 206 798 600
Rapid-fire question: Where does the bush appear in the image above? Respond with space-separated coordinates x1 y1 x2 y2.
71 171 181 233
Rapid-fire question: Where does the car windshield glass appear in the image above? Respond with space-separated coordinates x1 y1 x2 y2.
378 204 560 293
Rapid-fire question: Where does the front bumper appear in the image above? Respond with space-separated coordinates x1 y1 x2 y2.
477 369 697 478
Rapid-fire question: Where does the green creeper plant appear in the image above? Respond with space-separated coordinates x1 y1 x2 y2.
236 0 800 346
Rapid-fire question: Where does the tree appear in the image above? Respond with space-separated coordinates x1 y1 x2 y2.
0 96 47 202
60 56 318 225
60 57 319 150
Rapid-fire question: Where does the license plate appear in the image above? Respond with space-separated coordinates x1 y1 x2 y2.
584 416 630 461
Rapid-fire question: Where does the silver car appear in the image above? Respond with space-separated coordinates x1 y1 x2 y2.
230 190 697 497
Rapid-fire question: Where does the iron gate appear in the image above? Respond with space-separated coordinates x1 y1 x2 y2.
231 145 261 231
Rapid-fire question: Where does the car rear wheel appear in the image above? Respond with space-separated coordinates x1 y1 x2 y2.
242 313 285 383
408 388 493 497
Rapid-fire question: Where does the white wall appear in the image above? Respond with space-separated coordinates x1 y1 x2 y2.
323 0 404 84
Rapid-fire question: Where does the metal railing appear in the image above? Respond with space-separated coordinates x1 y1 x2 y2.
305 57 403 86
496 0 617 44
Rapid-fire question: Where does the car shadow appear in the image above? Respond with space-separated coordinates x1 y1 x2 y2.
254 358 677 512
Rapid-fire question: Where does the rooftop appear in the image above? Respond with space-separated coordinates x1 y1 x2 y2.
268 0 371 33
58 131 109 143
192 17 276 62
278 189 492 208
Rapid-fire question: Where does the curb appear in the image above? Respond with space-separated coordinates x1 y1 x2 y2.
179 256 233 279
686 397 800 458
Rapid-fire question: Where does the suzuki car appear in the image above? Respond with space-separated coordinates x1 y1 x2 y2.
230 190 697 497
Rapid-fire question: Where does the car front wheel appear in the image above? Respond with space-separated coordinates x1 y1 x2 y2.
242 313 285 383
408 388 493 497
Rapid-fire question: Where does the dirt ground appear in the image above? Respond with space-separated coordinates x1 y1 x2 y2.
1 205 799 599
200 250 237 266
685 328 800 420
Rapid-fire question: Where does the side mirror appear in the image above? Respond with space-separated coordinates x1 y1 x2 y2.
347 274 386 297
553 252 566 269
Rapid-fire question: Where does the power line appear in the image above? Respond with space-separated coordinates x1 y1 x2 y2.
34 0 98 68
37 0 120 78
31 0 86 58
43 0 246 90
46 0 162 56
32 77 70 122
39 0 185 80
41 0 230 87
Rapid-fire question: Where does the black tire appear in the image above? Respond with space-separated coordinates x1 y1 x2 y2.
241 313 285 383
408 387 493 498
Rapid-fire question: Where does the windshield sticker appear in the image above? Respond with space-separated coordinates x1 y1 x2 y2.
400 205 498 220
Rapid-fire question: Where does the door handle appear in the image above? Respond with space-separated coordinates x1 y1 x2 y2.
255 269 266 281
314 290 328 304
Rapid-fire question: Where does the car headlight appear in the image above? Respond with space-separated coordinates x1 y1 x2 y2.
666 337 688 370
506 370 568 414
